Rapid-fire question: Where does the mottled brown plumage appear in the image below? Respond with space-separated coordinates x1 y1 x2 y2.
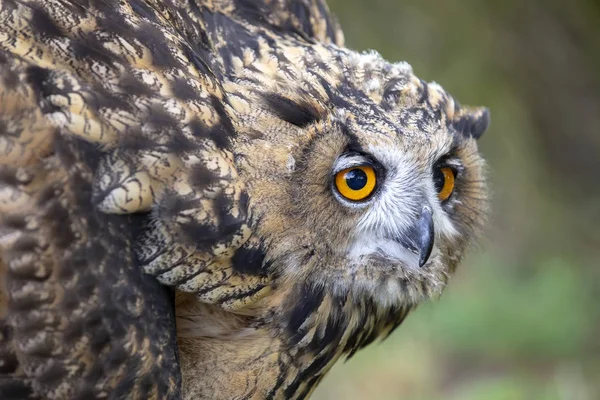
0 1 489 399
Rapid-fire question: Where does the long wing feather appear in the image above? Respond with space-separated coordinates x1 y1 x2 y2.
0 40 182 400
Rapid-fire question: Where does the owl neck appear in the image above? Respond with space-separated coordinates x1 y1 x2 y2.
176 289 410 399
178 326 340 399
178 306 342 400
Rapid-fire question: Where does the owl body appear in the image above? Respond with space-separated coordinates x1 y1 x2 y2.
0 1 489 399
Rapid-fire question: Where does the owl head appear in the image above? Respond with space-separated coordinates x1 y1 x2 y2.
220 46 489 322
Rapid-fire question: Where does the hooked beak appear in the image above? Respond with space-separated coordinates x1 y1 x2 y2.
400 206 435 268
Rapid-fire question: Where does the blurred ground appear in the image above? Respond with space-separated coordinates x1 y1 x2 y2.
313 1 600 399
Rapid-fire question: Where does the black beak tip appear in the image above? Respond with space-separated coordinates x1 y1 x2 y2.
418 242 434 268
417 206 435 268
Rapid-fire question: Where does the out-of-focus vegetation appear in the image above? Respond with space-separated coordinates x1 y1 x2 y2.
313 1 600 399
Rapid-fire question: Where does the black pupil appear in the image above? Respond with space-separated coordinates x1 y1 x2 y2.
345 169 368 190
433 167 445 193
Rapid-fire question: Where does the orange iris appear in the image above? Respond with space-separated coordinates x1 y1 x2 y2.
437 167 455 201
335 165 377 201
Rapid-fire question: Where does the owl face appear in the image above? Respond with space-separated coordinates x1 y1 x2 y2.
231 50 488 312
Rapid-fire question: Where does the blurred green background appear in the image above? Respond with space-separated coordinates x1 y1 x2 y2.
313 1 600 399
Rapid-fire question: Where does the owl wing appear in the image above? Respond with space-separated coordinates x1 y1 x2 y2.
0 0 345 398
0 51 182 399
0 1 214 397
0 0 238 398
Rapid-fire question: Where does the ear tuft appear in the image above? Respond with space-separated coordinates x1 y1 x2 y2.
452 107 490 139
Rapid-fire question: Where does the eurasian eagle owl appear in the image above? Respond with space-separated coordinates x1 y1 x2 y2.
0 0 489 399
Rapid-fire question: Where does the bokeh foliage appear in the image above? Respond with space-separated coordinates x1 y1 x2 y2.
313 1 600 399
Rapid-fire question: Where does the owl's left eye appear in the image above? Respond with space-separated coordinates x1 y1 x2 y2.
335 165 377 201
433 166 456 202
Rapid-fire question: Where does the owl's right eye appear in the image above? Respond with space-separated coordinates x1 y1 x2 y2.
335 165 377 201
